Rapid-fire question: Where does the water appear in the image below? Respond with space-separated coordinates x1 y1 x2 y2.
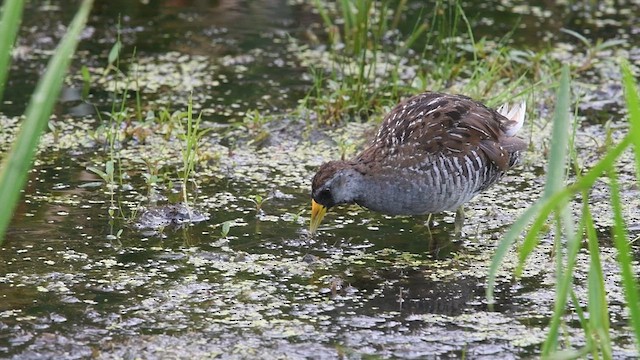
1 0 640 358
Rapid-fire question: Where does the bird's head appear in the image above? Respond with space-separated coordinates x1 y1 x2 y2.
310 161 362 234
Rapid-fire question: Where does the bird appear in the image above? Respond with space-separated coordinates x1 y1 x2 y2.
310 91 527 234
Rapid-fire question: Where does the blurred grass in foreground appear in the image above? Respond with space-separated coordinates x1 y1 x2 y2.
0 0 94 243
487 62 640 358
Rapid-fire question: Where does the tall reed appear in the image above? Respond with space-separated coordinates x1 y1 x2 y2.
0 0 94 243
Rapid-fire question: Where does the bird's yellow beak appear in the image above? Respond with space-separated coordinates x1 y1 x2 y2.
310 199 328 234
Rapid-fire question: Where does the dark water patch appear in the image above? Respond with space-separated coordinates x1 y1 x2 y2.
9 0 309 121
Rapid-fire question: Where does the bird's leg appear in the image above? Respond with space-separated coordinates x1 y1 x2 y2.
424 213 433 242
454 206 465 236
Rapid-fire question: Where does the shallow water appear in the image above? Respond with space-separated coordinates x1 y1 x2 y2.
2 0 640 358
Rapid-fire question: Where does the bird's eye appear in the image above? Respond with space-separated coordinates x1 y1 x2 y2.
317 188 331 201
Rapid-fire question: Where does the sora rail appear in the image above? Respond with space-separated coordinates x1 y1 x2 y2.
310 91 527 234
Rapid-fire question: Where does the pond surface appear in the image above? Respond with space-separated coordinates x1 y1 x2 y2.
1 0 640 358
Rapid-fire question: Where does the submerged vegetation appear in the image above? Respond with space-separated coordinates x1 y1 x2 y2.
1 0 640 358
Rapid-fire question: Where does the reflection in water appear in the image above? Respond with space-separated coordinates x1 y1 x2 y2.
348 267 483 316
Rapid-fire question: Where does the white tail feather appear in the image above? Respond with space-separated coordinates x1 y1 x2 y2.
497 101 526 137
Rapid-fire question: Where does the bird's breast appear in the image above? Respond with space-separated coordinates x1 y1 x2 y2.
355 152 505 215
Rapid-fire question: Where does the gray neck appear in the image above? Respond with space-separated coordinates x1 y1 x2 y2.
331 168 365 206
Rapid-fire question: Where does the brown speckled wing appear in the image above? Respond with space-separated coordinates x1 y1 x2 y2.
356 92 522 171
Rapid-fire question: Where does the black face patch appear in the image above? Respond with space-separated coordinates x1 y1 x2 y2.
313 187 335 208
312 161 355 208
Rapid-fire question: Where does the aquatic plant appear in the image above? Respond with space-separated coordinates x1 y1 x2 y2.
248 194 271 214
86 29 212 231
178 93 209 207
305 0 534 124
560 28 628 72
0 0 24 102
487 62 640 357
220 220 232 237
140 158 163 200
0 0 93 243
238 109 272 147
306 0 428 123
87 24 131 237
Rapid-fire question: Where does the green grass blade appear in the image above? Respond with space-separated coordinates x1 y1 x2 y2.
402 23 428 52
607 165 640 351
0 0 26 102
621 60 640 188
613 62 640 351
517 65 571 274
312 0 335 46
536 66 575 355
486 133 631 305
543 66 572 197
339 0 352 52
487 66 571 304
568 290 594 358
559 28 591 48
486 201 542 304
583 197 612 358
391 0 407 29
0 0 94 243
542 209 580 355
457 2 477 65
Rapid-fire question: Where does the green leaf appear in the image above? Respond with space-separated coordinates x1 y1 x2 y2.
108 40 122 66
487 65 572 304
221 221 231 237
524 67 574 355
105 160 115 179
560 28 591 47
621 60 640 190
616 60 640 352
87 166 108 182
